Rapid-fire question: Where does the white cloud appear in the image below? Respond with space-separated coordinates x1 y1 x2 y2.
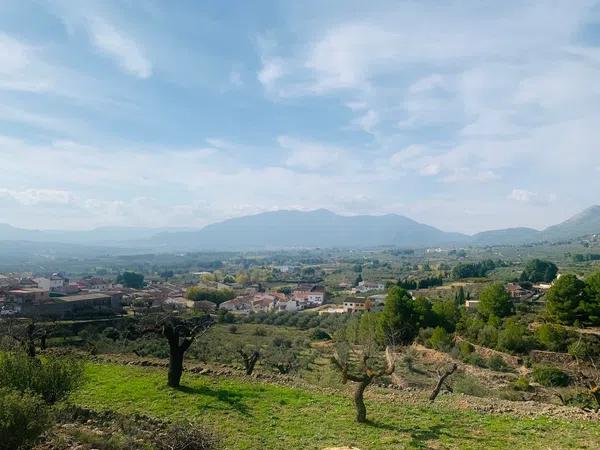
258 59 284 88
279 136 348 171
0 188 74 206
508 189 556 206
389 145 425 169
88 18 152 78
352 109 379 134
0 33 31 74
228 69 243 87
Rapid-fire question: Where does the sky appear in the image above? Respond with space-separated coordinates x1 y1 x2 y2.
1 0 600 234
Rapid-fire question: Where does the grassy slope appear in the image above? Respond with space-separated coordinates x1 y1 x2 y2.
73 363 600 450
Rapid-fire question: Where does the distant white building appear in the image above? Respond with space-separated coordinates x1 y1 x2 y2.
343 299 367 313
465 300 480 309
273 300 299 312
355 281 385 293
34 274 66 292
292 290 325 308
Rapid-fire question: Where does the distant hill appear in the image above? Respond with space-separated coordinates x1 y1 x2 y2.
2 206 600 251
152 209 469 250
471 227 541 246
541 205 600 241
0 224 187 245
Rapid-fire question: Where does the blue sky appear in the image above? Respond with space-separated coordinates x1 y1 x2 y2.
1 0 600 233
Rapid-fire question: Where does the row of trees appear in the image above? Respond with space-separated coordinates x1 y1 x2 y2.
520 259 558 283
451 259 503 279
185 286 236 305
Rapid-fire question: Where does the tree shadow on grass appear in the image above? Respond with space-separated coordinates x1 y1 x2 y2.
365 421 484 449
176 385 251 416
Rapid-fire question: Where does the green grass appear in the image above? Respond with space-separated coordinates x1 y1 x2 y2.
72 363 600 449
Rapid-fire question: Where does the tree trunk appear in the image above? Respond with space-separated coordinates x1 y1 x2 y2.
244 352 259 375
168 347 184 387
354 378 371 423
26 339 36 358
40 333 47 350
429 364 457 402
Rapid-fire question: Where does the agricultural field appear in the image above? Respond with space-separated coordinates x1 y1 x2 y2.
73 362 600 450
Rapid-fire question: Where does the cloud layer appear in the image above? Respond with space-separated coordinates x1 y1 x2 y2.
0 1 599 233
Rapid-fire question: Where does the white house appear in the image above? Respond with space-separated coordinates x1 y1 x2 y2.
34 274 66 292
273 300 299 312
356 281 385 293
343 299 367 313
292 290 325 307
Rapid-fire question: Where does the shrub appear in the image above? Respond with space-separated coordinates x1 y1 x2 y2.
417 327 434 345
253 327 268 337
153 422 220 450
428 326 452 351
457 341 474 358
263 345 299 374
497 319 531 353
453 375 489 397
567 337 599 359
534 323 567 352
532 365 570 387
463 353 486 368
310 328 332 341
477 324 498 348
487 355 510 372
0 352 84 404
0 388 52 450
511 376 532 392
227 325 238 334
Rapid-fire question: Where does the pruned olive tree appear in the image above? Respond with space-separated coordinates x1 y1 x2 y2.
428 363 458 402
331 343 396 423
237 346 260 375
141 314 214 387
1 319 48 357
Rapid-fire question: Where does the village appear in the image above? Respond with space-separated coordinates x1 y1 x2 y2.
0 261 553 321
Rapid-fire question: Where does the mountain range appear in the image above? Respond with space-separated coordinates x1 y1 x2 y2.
1 206 599 252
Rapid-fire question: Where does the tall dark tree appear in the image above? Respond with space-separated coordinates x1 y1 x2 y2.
583 272 600 325
546 274 587 325
117 271 145 289
478 283 514 319
520 259 559 283
380 287 418 344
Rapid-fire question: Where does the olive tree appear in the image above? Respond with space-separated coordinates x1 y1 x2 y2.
331 343 395 423
141 314 214 387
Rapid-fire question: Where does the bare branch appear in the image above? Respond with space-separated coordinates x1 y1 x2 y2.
429 363 458 402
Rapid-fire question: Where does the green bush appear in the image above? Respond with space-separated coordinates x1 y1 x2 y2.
453 375 489 397
497 319 531 353
457 341 474 358
534 323 567 352
417 327 434 345
532 365 570 387
253 327 268 337
310 328 332 341
487 355 510 372
463 352 487 368
511 376 532 392
0 388 52 450
0 352 84 404
428 326 452 351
